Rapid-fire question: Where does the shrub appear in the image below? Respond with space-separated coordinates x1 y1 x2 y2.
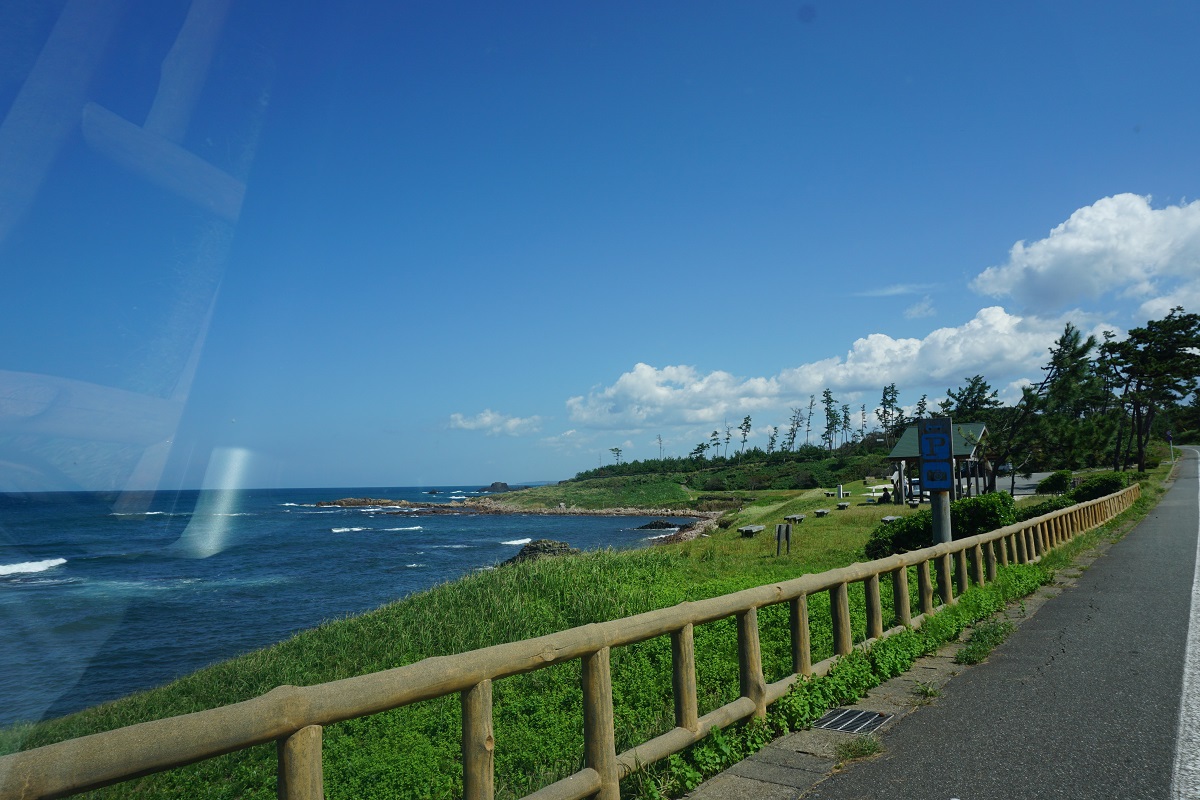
864 509 933 559
1015 495 1076 522
1069 471 1128 502
949 492 1016 540
864 491 1015 559
1036 470 1073 495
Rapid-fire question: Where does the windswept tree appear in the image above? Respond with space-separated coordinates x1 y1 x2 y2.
821 389 840 451
709 430 721 459
840 403 852 445
785 407 803 451
609 447 622 464
876 383 900 446
724 423 733 458
940 375 1002 422
915 394 929 419
805 394 816 445
1103 307 1200 471
766 425 778 453
738 415 752 453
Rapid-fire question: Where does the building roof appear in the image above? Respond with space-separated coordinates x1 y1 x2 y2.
887 421 987 460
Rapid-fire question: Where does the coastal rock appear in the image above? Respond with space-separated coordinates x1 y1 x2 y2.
501 539 580 566
636 518 678 530
480 481 528 493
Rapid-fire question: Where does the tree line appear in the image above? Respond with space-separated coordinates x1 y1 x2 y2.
586 307 1200 482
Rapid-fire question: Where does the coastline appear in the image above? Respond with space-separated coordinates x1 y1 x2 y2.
316 495 722 542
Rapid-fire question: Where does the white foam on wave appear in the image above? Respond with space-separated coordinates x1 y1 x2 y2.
448 495 467 500
433 544 471 549
0 558 67 576
382 526 423 532
645 531 679 540
331 527 369 533
405 563 425 568
501 538 532 546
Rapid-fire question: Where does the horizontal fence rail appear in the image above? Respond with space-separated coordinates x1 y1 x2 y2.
0 485 1141 800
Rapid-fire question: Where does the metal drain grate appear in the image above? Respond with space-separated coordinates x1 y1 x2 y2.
812 708 892 734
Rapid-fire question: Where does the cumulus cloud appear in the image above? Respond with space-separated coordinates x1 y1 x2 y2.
971 194 1200 314
448 409 542 436
566 308 1092 430
566 363 780 429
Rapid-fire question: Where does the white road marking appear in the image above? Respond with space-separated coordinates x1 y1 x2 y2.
1171 448 1200 799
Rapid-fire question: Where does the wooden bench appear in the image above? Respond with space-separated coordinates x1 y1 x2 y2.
813 509 830 518
784 514 806 524
738 524 765 538
837 502 850 510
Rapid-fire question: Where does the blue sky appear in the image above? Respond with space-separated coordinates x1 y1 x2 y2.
2 0 1199 491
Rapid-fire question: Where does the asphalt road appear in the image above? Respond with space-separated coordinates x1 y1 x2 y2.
802 449 1200 800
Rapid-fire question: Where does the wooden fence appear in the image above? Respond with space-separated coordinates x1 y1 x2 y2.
0 484 1140 800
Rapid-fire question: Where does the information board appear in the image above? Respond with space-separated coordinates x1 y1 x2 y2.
918 416 954 492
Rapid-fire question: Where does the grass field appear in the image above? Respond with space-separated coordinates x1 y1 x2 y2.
1 465 1171 799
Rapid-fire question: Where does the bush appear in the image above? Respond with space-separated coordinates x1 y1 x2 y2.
1015 495 1076 522
864 491 1015 560
1037 470 1073 495
864 509 933 559
1069 471 1128 502
950 492 1016 540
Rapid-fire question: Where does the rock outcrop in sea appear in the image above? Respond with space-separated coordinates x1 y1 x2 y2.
500 539 580 566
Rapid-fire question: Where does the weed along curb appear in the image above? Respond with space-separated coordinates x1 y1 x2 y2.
676 487 1156 800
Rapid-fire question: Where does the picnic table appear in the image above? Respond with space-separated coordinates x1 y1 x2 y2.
837 502 850 510
813 508 830 518
881 515 901 524
784 514 806 524
738 524 765 538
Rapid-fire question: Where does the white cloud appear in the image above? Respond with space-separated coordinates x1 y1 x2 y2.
971 194 1200 314
566 307 1095 430
448 409 542 436
856 283 937 298
904 296 935 319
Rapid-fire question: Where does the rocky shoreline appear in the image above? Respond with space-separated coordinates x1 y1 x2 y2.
316 496 720 542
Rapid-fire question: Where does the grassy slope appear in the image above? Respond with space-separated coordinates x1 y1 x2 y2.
1 467 1169 799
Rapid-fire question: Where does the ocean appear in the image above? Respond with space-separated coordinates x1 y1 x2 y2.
0 486 691 727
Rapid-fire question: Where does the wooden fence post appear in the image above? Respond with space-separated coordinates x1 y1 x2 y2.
582 648 620 800
830 583 853 656
738 608 768 719
865 574 883 640
278 725 323 800
955 550 969 595
790 594 812 677
971 544 985 586
936 554 954 605
462 680 494 800
672 625 699 731
917 561 934 615
891 567 911 628
984 541 997 581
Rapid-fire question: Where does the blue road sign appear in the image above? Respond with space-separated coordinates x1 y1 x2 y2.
918 416 954 491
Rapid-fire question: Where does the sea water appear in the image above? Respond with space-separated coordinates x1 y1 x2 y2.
0 487 690 726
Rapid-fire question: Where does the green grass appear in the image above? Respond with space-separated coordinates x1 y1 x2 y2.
834 734 883 764
955 618 1016 664
0 464 1170 799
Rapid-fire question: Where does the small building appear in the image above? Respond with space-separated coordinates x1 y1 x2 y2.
886 422 989 503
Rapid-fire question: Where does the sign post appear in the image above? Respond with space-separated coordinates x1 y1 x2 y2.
1168 430 1175 463
919 416 954 544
